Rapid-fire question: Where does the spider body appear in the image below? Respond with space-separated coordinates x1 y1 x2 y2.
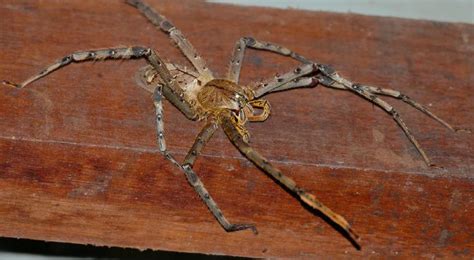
138 63 268 141
3 0 462 248
197 79 248 113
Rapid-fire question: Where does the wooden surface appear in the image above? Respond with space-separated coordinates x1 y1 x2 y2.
1 0 473 258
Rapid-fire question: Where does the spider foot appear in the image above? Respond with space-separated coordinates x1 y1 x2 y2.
2 80 21 89
225 223 258 235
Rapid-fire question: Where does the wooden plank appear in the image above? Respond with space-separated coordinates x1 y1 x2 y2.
1 0 473 258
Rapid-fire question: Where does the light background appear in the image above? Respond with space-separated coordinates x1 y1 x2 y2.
209 0 474 24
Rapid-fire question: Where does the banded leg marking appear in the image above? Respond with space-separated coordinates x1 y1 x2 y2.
153 87 181 168
317 67 444 166
153 89 256 234
181 165 258 234
227 37 311 83
351 85 434 166
221 115 360 246
183 121 219 167
181 120 256 233
254 63 317 98
357 85 459 132
126 0 213 79
3 47 150 89
2 45 198 120
268 76 320 93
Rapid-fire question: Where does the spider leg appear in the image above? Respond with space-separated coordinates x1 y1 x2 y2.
355 84 460 132
262 73 456 132
221 114 360 245
2 46 197 120
153 87 181 168
153 90 256 234
227 37 311 83
181 165 258 234
253 63 318 98
126 0 213 81
267 76 319 93
316 67 441 166
3 47 151 89
183 121 219 167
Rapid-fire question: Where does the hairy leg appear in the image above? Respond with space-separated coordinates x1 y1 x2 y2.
3 47 151 89
267 76 320 93
181 165 258 234
250 59 458 166
153 91 256 233
253 63 317 98
181 120 256 233
153 87 181 167
155 98 257 234
316 65 452 166
183 121 219 167
126 0 213 80
227 37 311 83
355 84 460 132
221 114 360 245
2 46 197 120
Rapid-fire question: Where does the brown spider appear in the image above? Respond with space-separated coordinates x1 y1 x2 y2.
3 0 461 248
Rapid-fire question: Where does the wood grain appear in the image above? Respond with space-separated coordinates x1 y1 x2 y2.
0 0 473 258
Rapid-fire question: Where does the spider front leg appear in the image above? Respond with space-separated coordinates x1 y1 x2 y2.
253 63 319 97
227 37 311 83
316 64 461 166
266 76 320 94
353 84 465 132
221 114 360 246
250 59 460 166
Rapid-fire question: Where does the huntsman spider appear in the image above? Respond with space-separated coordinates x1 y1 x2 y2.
3 0 463 248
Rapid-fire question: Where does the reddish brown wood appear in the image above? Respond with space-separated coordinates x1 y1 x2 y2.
0 0 473 258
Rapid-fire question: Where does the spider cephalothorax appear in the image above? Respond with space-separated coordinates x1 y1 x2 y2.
3 0 463 248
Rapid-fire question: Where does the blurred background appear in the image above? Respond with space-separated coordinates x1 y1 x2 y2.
1 0 472 259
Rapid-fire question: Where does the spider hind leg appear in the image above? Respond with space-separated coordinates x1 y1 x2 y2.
154 89 257 234
221 114 360 246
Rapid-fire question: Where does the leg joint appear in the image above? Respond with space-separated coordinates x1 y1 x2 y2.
131 46 151 58
316 63 336 76
242 36 256 46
